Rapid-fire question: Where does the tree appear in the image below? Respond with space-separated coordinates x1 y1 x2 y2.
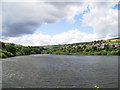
104 44 110 51
5 43 16 55
21 47 31 55
91 46 97 51
76 46 83 52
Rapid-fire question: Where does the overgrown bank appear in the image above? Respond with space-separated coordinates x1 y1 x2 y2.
0 38 120 58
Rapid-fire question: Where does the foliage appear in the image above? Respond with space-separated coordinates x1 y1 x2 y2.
3 50 14 57
5 43 16 55
1 38 119 58
16 51 23 56
1 53 8 58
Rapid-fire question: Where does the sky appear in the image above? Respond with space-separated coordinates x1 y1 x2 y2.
0 0 119 46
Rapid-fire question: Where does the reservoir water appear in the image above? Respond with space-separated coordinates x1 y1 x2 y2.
2 55 118 88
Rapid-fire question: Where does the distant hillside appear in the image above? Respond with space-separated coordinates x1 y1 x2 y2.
0 37 120 58
103 37 120 42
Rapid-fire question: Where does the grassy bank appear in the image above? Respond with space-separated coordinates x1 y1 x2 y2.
0 38 120 58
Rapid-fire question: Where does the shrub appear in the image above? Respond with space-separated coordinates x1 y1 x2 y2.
3 50 14 57
7 52 14 57
101 51 107 55
89 52 94 55
107 51 119 55
94 52 101 55
2 53 8 58
30 51 36 54
16 51 23 56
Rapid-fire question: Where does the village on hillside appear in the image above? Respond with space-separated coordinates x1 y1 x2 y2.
0 37 119 58
69 38 120 49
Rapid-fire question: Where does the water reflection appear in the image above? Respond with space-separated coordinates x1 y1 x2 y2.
2 55 118 88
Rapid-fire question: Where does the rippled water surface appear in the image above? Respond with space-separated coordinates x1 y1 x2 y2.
2 55 118 88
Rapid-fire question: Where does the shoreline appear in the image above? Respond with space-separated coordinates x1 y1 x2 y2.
1 53 119 59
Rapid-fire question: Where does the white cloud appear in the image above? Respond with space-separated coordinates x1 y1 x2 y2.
3 33 51 46
2 2 87 37
82 2 118 39
0 2 2 37
51 29 96 44
2 29 98 46
1 1 119 46
65 3 87 23
2 0 119 2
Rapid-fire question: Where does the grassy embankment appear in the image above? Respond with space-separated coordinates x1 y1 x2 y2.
0 38 120 58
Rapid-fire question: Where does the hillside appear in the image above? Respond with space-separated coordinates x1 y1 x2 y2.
0 38 120 58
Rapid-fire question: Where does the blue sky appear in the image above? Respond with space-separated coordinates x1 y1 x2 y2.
36 6 93 35
36 4 118 36
113 4 120 9
1 1 119 46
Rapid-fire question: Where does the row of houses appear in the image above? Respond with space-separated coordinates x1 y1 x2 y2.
73 43 120 49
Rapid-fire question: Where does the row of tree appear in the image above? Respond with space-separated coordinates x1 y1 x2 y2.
0 39 120 58
41 44 120 55
0 42 45 58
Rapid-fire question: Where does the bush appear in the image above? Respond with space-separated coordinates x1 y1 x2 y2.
2 53 8 58
30 51 36 54
0 53 1 58
94 52 101 55
107 51 119 55
101 51 107 55
16 51 23 56
3 50 14 57
5 44 16 55
7 52 14 57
